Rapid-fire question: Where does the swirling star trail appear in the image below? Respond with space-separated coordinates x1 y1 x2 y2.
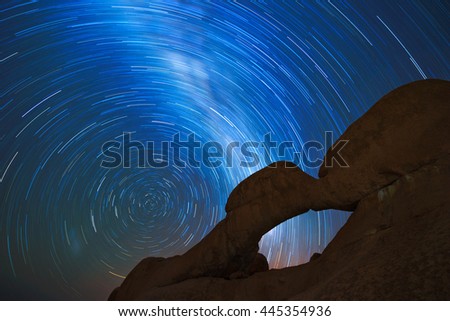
1 1 449 299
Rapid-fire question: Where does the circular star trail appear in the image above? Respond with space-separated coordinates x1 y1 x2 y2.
0 1 449 299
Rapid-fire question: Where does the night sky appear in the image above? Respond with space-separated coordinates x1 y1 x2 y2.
1 1 449 300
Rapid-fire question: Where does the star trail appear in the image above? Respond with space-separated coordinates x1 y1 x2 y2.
1 1 449 300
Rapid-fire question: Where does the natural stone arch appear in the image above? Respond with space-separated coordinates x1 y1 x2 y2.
110 79 450 300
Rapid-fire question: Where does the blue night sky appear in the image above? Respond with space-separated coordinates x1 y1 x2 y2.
0 1 449 299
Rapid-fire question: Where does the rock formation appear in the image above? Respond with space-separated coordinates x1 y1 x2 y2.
109 79 450 300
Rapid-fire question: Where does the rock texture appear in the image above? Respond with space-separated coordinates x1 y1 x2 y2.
110 79 450 300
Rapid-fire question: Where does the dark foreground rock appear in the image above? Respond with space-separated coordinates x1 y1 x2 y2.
110 79 450 300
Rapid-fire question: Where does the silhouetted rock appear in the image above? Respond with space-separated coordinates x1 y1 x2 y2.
110 79 450 300
247 253 269 275
309 253 321 262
